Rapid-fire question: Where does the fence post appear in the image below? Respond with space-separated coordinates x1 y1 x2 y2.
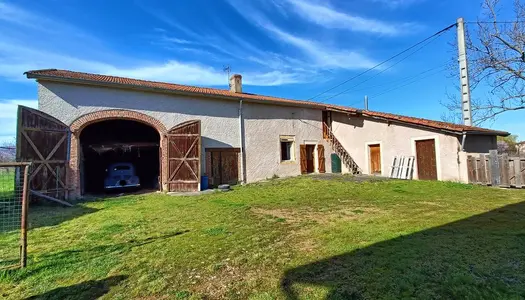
20 164 30 268
489 150 500 186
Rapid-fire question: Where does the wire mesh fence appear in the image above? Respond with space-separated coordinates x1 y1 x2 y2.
0 162 30 269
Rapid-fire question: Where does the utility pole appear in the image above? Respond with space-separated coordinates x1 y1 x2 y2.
364 95 369 110
457 17 473 126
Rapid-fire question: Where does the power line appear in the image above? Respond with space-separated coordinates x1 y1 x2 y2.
337 65 448 109
308 23 457 101
368 68 447 99
320 63 449 101
316 36 448 103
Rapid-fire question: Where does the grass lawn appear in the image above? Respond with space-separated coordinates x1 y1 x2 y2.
1 176 525 299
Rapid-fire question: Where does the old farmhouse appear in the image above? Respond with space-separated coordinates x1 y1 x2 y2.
20 69 508 200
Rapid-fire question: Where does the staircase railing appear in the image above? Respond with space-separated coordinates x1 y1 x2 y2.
323 123 361 174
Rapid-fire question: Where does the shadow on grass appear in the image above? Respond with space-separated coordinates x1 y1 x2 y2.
281 201 525 299
24 275 127 300
28 205 99 229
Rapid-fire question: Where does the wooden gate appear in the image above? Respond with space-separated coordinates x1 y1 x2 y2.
415 139 437 180
16 106 70 199
167 120 201 192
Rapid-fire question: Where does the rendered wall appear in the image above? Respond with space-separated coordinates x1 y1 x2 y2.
331 113 463 181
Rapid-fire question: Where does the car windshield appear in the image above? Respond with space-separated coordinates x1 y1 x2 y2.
114 165 130 171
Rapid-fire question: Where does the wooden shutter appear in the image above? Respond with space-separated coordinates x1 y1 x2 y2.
300 144 307 174
318 144 326 173
16 106 70 200
167 120 201 192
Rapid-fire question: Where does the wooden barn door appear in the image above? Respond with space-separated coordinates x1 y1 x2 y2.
167 120 201 192
16 106 70 200
416 139 437 180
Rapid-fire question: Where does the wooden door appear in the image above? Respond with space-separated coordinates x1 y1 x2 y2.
416 139 437 180
220 151 239 184
167 120 201 192
369 144 381 174
208 149 239 185
16 106 70 200
306 145 315 173
300 145 307 174
317 144 326 173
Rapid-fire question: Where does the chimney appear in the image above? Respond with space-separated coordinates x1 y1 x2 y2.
229 74 242 93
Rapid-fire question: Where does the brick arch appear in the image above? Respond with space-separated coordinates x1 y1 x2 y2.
70 109 167 134
68 110 168 199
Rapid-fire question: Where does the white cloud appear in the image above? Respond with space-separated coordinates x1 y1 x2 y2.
0 99 38 142
107 60 306 86
222 1 377 70
370 0 425 9
285 0 412 35
264 24 377 69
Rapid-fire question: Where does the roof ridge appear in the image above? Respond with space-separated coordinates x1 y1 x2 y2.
26 68 235 94
24 68 509 136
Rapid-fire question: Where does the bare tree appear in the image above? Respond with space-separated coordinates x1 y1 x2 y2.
443 0 525 125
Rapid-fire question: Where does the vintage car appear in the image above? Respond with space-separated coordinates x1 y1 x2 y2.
104 163 141 190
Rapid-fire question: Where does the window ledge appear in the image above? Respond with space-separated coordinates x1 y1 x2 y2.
280 160 296 165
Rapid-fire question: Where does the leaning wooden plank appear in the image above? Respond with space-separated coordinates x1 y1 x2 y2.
400 156 406 179
392 156 399 179
400 157 407 179
500 154 510 187
467 156 475 184
390 156 398 178
30 190 73 207
409 157 415 180
393 156 400 179
479 154 487 184
404 157 411 180
521 160 525 188
396 156 403 179
404 157 412 180
489 150 500 186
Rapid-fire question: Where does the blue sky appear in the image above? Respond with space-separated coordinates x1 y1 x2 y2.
0 0 523 143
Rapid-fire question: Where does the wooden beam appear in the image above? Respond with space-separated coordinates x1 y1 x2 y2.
30 190 73 207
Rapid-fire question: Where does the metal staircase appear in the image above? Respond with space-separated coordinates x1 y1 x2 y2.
323 123 361 174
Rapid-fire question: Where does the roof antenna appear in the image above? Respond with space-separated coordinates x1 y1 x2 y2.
223 65 231 87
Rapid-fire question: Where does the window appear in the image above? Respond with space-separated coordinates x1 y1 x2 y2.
280 136 295 161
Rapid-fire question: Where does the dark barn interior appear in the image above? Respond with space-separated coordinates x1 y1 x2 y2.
80 120 160 194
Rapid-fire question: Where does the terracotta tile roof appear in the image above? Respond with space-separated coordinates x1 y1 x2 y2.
25 69 509 136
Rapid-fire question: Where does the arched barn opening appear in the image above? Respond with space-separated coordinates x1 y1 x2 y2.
79 120 160 194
